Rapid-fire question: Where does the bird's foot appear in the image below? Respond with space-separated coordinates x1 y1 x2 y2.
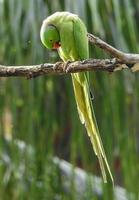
63 60 72 73
53 61 63 71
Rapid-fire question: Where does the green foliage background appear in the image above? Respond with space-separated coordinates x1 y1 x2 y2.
0 0 139 199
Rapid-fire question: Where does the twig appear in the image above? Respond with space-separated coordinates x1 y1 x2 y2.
87 33 125 59
87 33 139 63
0 33 139 78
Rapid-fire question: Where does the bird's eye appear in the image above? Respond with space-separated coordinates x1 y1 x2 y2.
50 39 52 42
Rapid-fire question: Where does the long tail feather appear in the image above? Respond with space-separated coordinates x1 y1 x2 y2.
71 73 114 184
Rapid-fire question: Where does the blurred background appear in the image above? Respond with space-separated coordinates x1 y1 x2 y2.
0 0 139 199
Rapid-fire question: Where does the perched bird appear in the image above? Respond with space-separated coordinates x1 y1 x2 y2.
40 11 113 183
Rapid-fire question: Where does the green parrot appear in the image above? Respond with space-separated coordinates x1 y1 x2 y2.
40 11 113 183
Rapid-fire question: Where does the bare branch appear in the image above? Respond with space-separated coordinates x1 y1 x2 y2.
87 33 125 59
87 33 139 63
0 33 139 78
0 58 129 78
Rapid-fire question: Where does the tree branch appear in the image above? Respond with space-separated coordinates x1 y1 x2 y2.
0 33 139 78
88 33 139 72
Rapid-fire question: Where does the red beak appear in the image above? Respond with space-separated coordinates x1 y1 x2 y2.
53 42 61 49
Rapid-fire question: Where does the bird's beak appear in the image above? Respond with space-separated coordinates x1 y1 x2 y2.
53 42 61 49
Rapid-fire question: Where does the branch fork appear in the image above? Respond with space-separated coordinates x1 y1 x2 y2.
0 33 139 78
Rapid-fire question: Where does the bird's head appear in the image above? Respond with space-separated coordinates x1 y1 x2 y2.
40 23 61 49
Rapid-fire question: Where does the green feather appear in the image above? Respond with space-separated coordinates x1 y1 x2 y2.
40 12 114 184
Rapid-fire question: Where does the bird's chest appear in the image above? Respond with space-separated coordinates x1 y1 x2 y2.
58 45 74 61
58 41 78 62
58 22 78 61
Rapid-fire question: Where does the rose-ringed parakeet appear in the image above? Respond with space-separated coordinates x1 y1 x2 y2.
40 11 113 183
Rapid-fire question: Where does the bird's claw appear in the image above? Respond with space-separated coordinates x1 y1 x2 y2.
53 61 63 71
64 60 72 73
53 61 73 73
